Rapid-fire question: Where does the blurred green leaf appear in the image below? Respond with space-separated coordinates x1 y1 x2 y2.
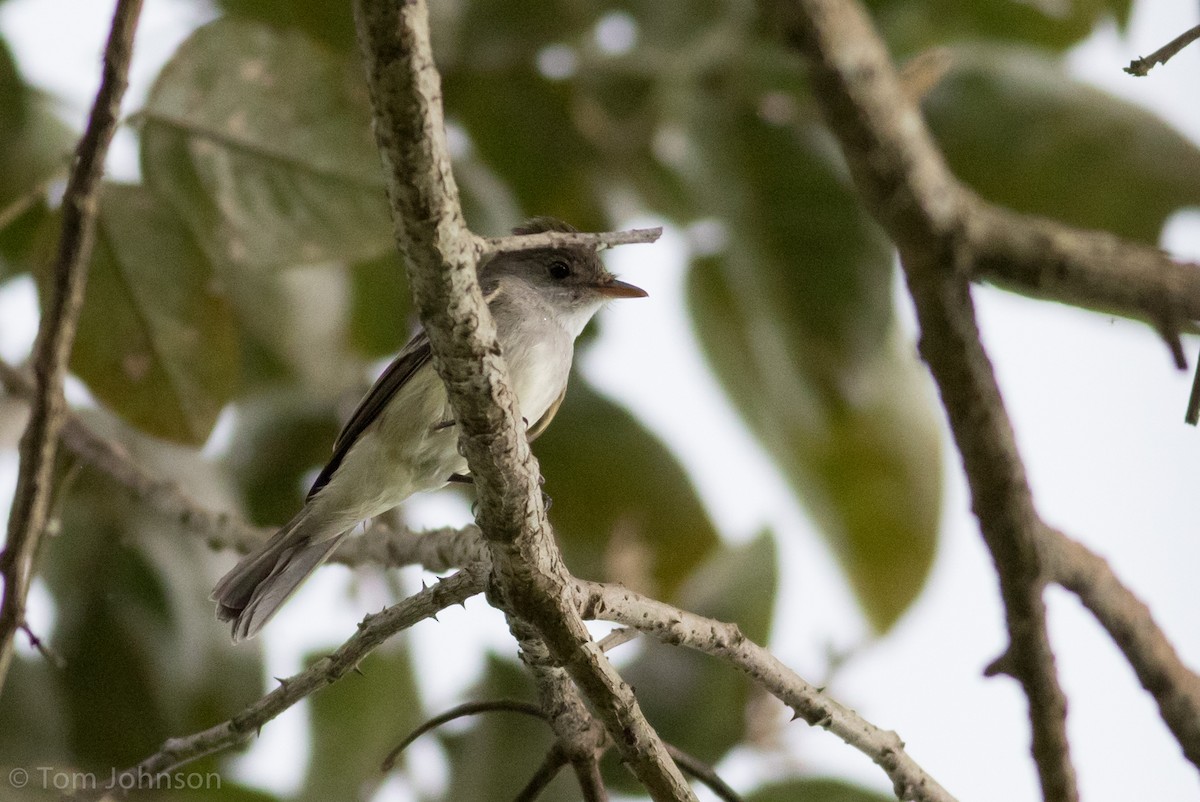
925 45 1200 246
140 18 392 270
214 0 356 51
0 38 72 279
224 390 342 525
444 69 607 230
747 776 896 802
868 0 1132 56
441 655 575 802
348 251 413 360
609 533 776 788
689 253 941 632
682 100 940 632
62 183 238 445
301 646 422 802
534 378 720 599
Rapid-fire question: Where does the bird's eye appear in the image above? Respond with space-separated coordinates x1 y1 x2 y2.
548 259 571 280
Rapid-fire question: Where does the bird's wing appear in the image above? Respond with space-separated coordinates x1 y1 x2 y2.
526 386 566 442
307 330 432 500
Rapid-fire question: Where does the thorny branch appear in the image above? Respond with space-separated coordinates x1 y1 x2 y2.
78 569 486 802
576 580 959 802
0 0 144 697
350 0 693 798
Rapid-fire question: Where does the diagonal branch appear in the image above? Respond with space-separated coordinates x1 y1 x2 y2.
770 1 1079 799
0 0 144 697
576 580 958 802
75 568 485 802
350 0 694 799
1041 527 1200 768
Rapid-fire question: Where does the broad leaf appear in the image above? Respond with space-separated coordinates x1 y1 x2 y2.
683 103 941 632
925 45 1200 246
64 183 238 445
534 378 720 599
301 646 422 802
140 19 392 270
867 0 1133 55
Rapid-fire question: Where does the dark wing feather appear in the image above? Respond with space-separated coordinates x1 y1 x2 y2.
307 330 432 500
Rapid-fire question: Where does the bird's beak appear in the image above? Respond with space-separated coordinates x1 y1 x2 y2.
592 278 648 299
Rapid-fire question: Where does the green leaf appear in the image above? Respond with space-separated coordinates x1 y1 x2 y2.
301 646 423 802
533 378 720 599
0 38 73 278
214 0 357 51
348 251 413 359
682 101 941 633
867 0 1133 55
223 390 342 526
747 776 896 802
140 18 392 270
443 68 607 230
61 183 239 445
606 534 777 789
924 45 1200 246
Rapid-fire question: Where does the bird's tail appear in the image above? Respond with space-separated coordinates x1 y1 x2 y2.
211 510 348 642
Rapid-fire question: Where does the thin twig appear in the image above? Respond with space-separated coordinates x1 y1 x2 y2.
74 569 485 802
0 0 144 698
664 743 743 802
18 621 66 669
381 699 545 771
1125 24 1200 76
514 745 569 802
575 579 958 802
1042 527 1200 770
571 755 608 802
478 226 662 258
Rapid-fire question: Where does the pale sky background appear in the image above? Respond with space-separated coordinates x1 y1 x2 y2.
1 1 1199 801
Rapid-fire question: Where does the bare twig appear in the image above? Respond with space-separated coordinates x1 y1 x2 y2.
478 226 662 258
0 0 144 697
381 699 545 771
18 621 65 669
75 569 485 802
664 743 743 802
351 0 694 798
1042 527 1200 769
770 3 1079 797
576 580 958 802
1125 24 1200 77
515 745 570 802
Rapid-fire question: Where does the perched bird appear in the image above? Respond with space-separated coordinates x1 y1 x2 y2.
212 218 647 640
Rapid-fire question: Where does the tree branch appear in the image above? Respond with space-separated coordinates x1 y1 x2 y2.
576 580 958 802
76 568 485 802
478 226 662 257
0 0 144 697
1125 24 1200 77
1041 527 1200 769
770 2 1079 798
350 1 693 798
